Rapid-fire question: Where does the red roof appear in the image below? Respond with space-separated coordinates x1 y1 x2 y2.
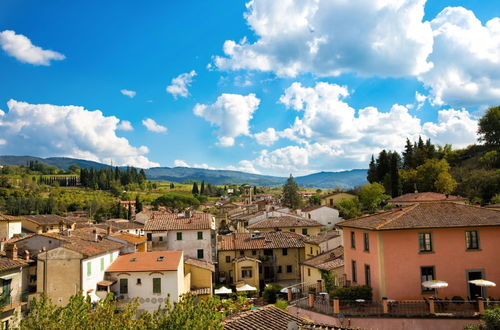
106 251 183 272
144 211 213 231
389 192 466 203
218 232 305 251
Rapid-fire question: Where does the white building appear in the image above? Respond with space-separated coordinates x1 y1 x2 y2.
144 211 216 262
299 205 342 229
0 215 22 240
106 251 187 312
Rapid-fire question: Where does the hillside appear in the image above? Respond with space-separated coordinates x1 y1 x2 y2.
0 155 368 189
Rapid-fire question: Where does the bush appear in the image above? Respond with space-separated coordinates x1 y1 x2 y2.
263 285 281 304
483 307 500 329
330 286 372 301
275 299 288 311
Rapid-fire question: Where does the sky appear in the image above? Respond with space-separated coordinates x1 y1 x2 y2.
0 0 499 176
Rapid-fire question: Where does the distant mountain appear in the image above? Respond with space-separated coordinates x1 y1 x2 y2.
0 155 368 189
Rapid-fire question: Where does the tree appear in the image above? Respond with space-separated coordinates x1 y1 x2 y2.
135 195 143 213
169 182 175 189
282 174 301 209
127 202 132 220
152 193 200 212
367 155 377 183
389 152 401 197
335 197 362 219
434 171 457 194
359 183 389 213
478 106 500 146
402 138 414 169
191 182 199 195
200 181 205 195
68 164 80 174
415 159 455 193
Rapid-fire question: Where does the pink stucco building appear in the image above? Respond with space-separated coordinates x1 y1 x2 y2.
337 202 500 300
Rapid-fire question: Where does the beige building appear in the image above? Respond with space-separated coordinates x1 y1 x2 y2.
184 257 215 297
304 230 343 259
246 216 322 236
301 246 344 289
21 215 75 234
217 232 306 288
0 215 22 240
320 192 356 207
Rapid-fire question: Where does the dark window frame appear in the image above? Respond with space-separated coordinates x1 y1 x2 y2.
176 232 182 241
352 260 357 283
286 265 292 273
197 249 204 259
420 266 435 293
350 231 356 249
119 278 128 294
282 248 288 256
364 264 371 287
465 230 479 250
197 231 203 240
418 232 433 252
363 233 370 252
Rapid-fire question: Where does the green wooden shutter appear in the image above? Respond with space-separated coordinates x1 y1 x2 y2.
153 278 161 293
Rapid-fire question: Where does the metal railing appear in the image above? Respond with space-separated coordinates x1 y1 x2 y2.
339 300 384 316
434 300 477 317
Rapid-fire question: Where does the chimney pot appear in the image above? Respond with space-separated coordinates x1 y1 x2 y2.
24 250 30 261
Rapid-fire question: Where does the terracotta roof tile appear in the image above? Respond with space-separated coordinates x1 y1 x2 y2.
0 255 27 272
0 214 22 222
144 211 213 231
111 233 146 245
218 232 305 251
336 202 500 231
302 205 328 212
302 246 344 271
106 251 182 272
247 216 322 229
388 192 466 203
184 257 215 272
23 215 66 225
223 305 306 330
304 230 341 244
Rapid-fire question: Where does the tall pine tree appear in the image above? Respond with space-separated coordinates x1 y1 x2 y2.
282 175 301 209
192 182 199 195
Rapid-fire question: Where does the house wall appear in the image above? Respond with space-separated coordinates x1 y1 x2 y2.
185 264 213 292
300 265 344 288
305 243 321 259
302 207 342 228
233 259 260 289
149 229 215 262
0 266 24 328
249 226 321 236
81 250 120 294
0 221 22 240
320 193 356 207
15 235 66 257
20 219 72 234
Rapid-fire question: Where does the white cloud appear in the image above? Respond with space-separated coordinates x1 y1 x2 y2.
0 139 6 145
166 70 197 98
254 146 309 172
120 89 136 98
254 127 279 146
174 159 189 167
418 7 500 107
142 118 167 133
214 0 433 77
225 160 260 174
117 120 133 131
0 100 159 168
0 30 65 65
193 93 260 146
422 109 478 148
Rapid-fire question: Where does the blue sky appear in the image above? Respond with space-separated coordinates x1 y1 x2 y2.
0 0 498 175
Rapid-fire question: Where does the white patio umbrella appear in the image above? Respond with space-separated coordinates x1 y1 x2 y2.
86 291 100 303
236 284 257 292
214 286 233 295
469 279 496 287
422 280 448 297
280 286 300 294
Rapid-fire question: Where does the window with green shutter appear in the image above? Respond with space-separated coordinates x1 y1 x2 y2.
197 249 204 259
176 232 182 240
100 258 104 271
197 231 203 240
153 278 161 294
119 278 128 294
87 262 91 276
110 254 113 263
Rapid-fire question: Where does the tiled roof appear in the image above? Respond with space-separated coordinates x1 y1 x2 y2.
185 257 215 272
223 305 306 330
231 211 265 221
231 256 261 264
336 202 500 231
388 192 467 203
23 215 66 225
0 255 27 272
304 230 341 244
111 233 146 245
97 221 144 231
218 232 305 251
0 214 22 222
302 205 327 212
64 216 92 224
144 211 213 231
247 216 322 229
106 251 182 272
42 229 124 257
302 246 344 271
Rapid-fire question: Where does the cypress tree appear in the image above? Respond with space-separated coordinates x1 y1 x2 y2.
367 155 377 183
192 182 199 195
200 181 205 195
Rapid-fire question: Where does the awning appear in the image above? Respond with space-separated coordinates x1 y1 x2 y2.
214 286 233 294
0 273 18 280
236 284 257 292
97 280 115 287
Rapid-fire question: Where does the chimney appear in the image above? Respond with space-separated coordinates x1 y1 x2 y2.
106 225 111 236
185 209 191 218
5 244 18 260
24 250 30 261
93 229 98 242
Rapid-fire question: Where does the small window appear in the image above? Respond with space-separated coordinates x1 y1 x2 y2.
159 236 163 242
120 278 128 294
87 262 92 277
153 278 161 294
363 233 370 252
307 268 311 277
277 265 282 273
197 249 204 259
146 233 152 241
239 250 245 256
197 231 203 240
290 229 296 233
421 266 435 292
252 250 257 256
226 256 231 263
465 231 479 250
136 278 142 285
350 231 356 249
286 265 292 273
309 247 313 254
263 249 273 256
364 264 371 287
176 232 182 241
302 228 308 235
100 258 104 271
419 233 433 252
282 248 288 256
351 260 357 283
242 267 253 278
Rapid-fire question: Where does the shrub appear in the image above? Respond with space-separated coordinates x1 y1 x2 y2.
483 306 500 329
263 285 281 304
330 286 372 301
275 299 288 311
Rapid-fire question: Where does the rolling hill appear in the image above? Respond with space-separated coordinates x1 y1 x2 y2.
0 155 368 189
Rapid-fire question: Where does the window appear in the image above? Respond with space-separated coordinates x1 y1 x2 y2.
308 214 311 219
242 267 253 278
159 236 163 242
100 258 104 271
110 254 113 263
351 260 357 283
147 233 152 241
307 268 311 277
290 229 296 233
239 250 245 256
282 248 288 256
176 232 182 241
419 233 433 252
350 231 356 249
302 228 308 235
363 233 370 252
153 278 161 294
136 278 142 285
364 264 371 287
310 247 313 254
263 249 273 256
277 266 282 273
197 249 204 259
421 266 435 292
87 262 92 277
226 256 231 263
119 278 128 294
197 231 203 240
286 265 292 273
466 231 479 250
252 250 257 256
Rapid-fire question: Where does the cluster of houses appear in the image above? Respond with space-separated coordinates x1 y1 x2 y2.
0 190 498 328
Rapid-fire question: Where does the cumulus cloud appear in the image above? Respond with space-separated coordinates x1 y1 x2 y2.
175 159 259 174
418 7 500 107
0 100 159 168
120 89 136 98
166 70 197 98
193 93 260 146
254 127 279 146
0 30 65 65
422 109 478 147
142 118 167 133
174 159 189 167
117 120 133 131
214 0 433 77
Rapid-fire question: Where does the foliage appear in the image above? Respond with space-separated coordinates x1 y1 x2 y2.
282 175 301 209
320 270 337 292
482 306 500 330
192 182 199 195
308 194 321 206
80 166 147 191
359 183 389 213
263 285 282 304
330 286 372 301
336 197 362 219
152 193 200 211
478 106 500 146
491 194 500 204
275 299 288 311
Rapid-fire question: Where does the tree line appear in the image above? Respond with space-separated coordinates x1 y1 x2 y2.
80 167 147 190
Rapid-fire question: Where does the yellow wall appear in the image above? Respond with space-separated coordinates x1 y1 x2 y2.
233 259 260 289
304 243 321 260
136 242 147 252
300 265 344 289
21 219 74 234
185 264 213 293
321 193 356 207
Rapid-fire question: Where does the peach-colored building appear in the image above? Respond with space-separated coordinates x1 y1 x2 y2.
337 202 500 300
